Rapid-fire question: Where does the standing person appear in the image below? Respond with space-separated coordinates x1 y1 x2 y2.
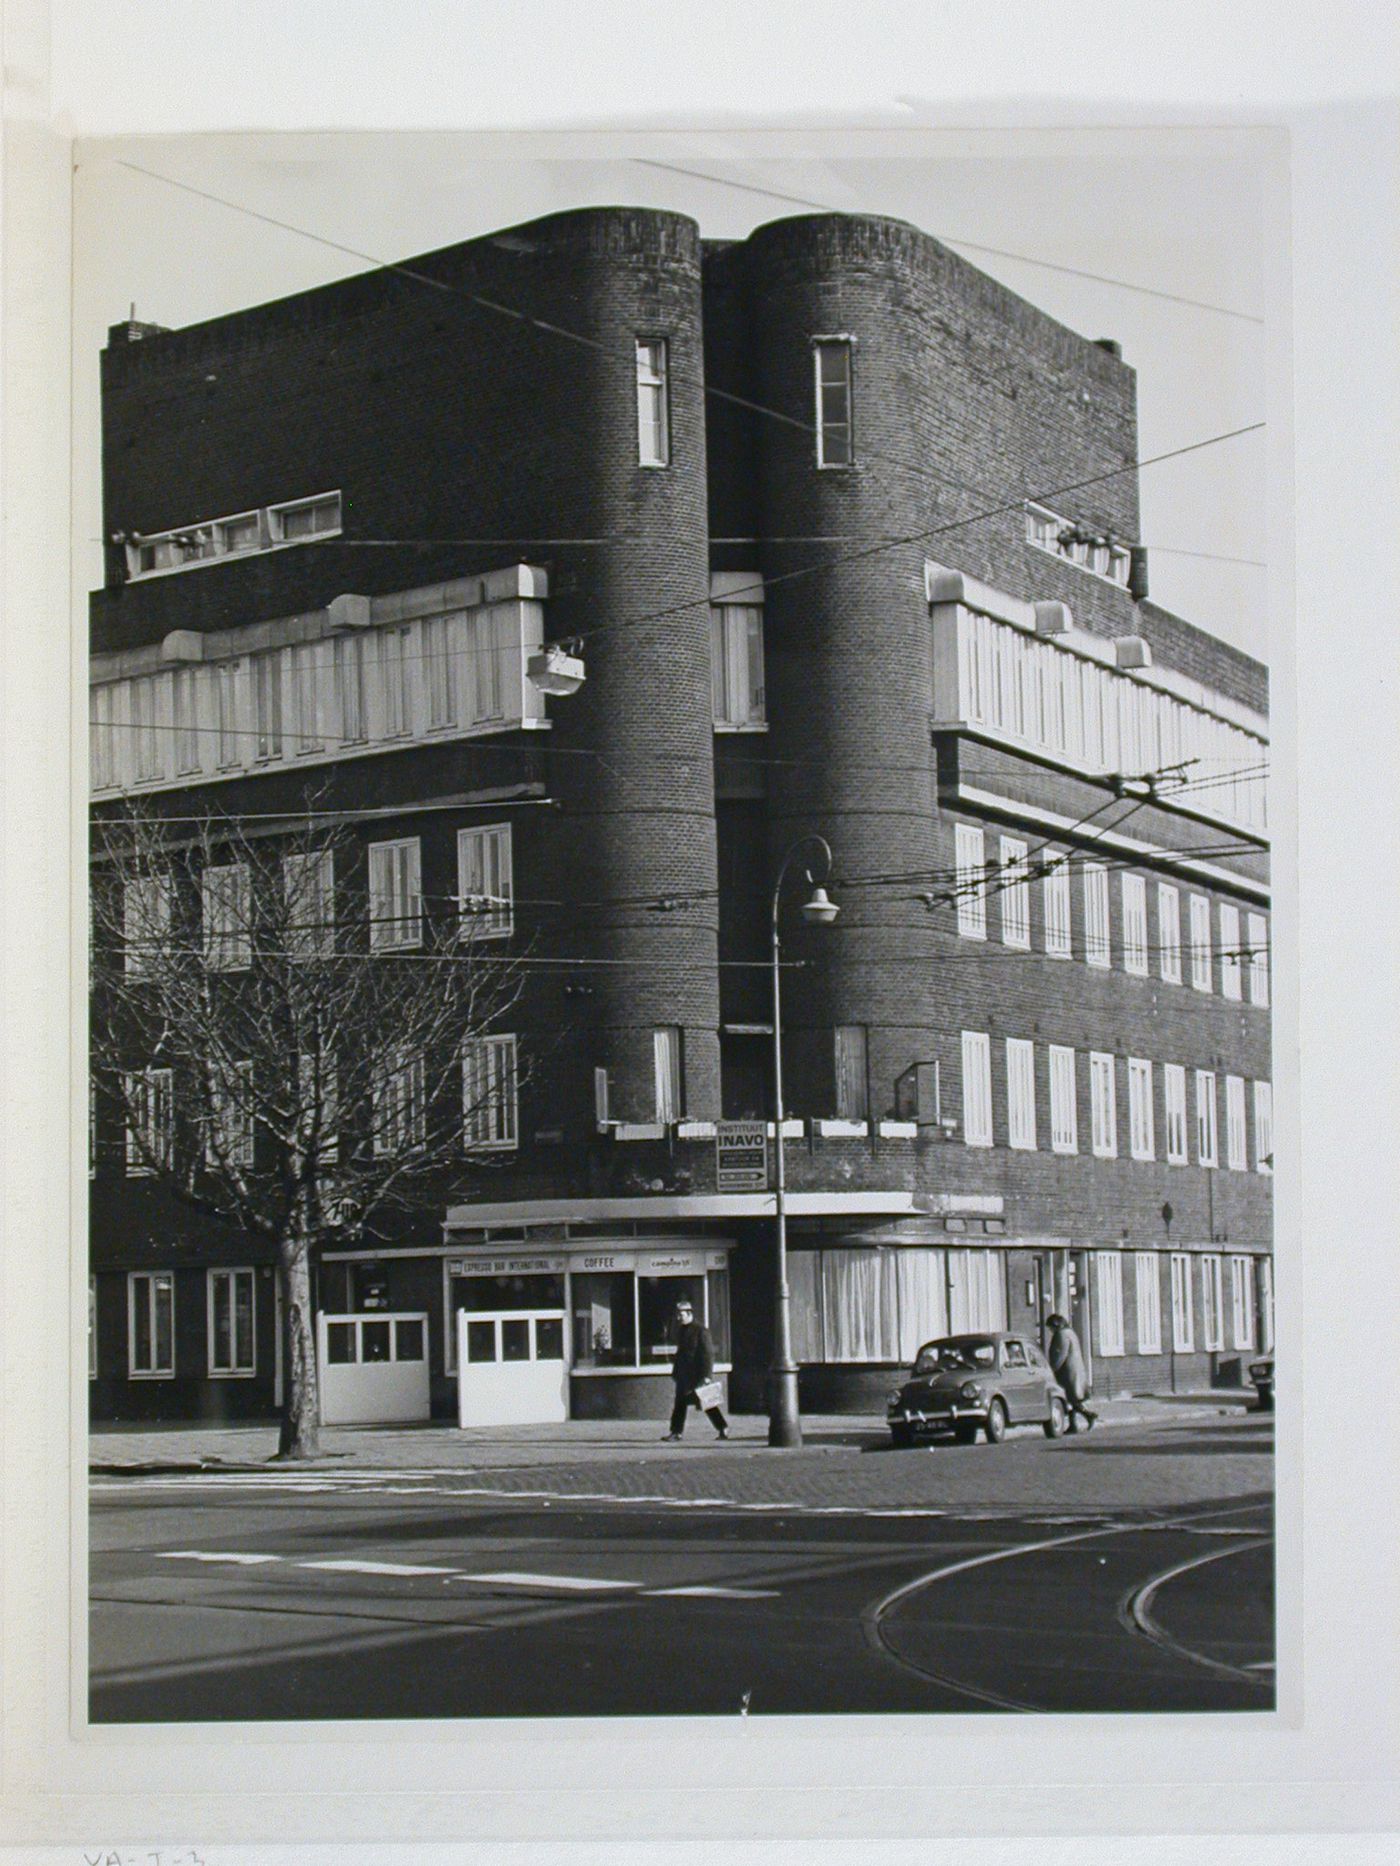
1046 1312 1096 1432
662 1298 730 1441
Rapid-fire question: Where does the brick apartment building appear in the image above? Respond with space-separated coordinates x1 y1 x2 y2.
88 206 1272 1426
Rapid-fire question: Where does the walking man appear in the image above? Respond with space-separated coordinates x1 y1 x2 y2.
1046 1312 1096 1432
662 1298 730 1441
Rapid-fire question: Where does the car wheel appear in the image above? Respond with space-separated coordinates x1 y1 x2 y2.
890 1424 914 1449
984 1398 1008 1445
954 1422 979 1446
1044 1393 1068 1439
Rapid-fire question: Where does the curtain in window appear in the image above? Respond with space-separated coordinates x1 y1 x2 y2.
892 1250 949 1359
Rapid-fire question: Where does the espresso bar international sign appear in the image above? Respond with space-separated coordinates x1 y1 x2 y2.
716 1121 769 1192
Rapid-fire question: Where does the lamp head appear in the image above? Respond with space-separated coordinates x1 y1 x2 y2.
801 886 839 926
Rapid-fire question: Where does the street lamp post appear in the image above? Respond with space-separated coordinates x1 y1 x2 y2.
768 834 839 1449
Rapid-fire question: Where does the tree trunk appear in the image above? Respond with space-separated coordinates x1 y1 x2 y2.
275 1234 322 1459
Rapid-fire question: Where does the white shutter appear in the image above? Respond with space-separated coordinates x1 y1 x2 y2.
1247 913 1270 1006
1121 874 1148 975
1095 1252 1124 1355
960 1032 993 1146
1164 1064 1188 1163
1189 893 1213 991
1048 1045 1078 1153
1254 1080 1273 1173
998 837 1030 948
1135 1253 1162 1353
1089 1052 1117 1157
1157 883 1181 983
1219 903 1243 1000
1128 1058 1154 1160
1006 1039 1036 1149
954 825 987 939
1083 864 1110 967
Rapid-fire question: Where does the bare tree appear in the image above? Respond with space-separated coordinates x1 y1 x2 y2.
91 804 527 1458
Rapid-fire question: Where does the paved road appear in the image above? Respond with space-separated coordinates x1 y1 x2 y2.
90 1413 1274 1720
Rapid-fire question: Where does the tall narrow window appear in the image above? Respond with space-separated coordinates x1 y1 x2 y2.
282 850 334 961
1230 1256 1256 1351
1121 873 1148 976
1254 1080 1273 1174
999 837 1030 948
635 338 670 466
1089 1052 1117 1158
1219 902 1243 1001
1043 854 1072 958
1083 863 1111 967
463 1034 519 1150
290 643 322 753
1048 1045 1078 1154
208 1059 255 1170
217 660 242 768
208 1268 256 1376
424 614 457 730
1259 1258 1274 1352
131 676 162 781
834 1026 869 1121
1158 883 1182 984
1225 1074 1248 1170
334 635 367 744
457 824 513 939
1135 1253 1162 1354
372 1047 425 1156
1247 912 1270 1007
954 823 987 939
960 1031 993 1147
125 1067 173 1175
1201 1254 1224 1350
380 626 412 740
203 863 252 972
252 652 283 760
813 338 853 466
1006 1039 1036 1150
91 684 117 789
1127 1058 1155 1160
1170 1253 1195 1352
1195 1070 1218 1167
124 874 171 978
1189 893 1213 992
128 1271 175 1378
368 838 422 951
173 667 201 774
710 602 766 727
1163 1064 1189 1163
653 1026 683 1124
1095 1252 1125 1355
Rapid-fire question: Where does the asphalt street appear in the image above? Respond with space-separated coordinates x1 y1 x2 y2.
90 1411 1274 1720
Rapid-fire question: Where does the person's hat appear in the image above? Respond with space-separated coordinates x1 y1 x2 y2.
675 1299 694 1312
1046 1313 1068 1328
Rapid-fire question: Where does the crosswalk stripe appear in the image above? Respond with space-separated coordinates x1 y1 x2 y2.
299 1559 461 1577
646 1585 779 1599
157 1550 283 1565
458 1571 635 1591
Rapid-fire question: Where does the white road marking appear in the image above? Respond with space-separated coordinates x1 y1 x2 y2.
156 1550 283 1565
646 1585 779 1599
298 1559 461 1577
457 1571 636 1591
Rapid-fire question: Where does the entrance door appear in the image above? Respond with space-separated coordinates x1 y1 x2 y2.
456 1308 567 1426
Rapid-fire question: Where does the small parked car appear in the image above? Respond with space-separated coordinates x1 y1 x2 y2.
1248 1354 1274 1411
887 1331 1069 1447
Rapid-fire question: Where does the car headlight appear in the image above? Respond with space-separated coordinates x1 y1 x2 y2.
959 1380 985 1402
887 1391 905 1409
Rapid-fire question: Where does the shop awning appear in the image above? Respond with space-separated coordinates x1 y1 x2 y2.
443 1190 928 1234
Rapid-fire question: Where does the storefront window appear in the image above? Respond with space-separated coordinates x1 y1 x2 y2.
458 1273 564 1312
326 1321 356 1364
395 1318 425 1361
572 1271 636 1367
706 1267 732 1361
639 1274 707 1365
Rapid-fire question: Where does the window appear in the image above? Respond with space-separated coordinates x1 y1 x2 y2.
1158 883 1182 984
373 1047 425 1156
635 338 670 466
1006 1039 1036 1150
1259 1258 1274 1352
463 1034 518 1150
380 626 412 739
125 1067 173 1175
1043 854 1072 958
1083 863 1111 967
424 614 457 730
123 874 171 978
457 824 513 939
1201 1254 1224 1351
954 824 987 939
91 684 117 789
1195 1070 1218 1167
208 1060 255 1170
1230 1256 1256 1351
1254 1080 1273 1174
1135 1253 1162 1353
203 863 252 971
999 837 1030 948
653 1026 683 1124
290 643 322 753
1247 913 1270 1007
1121 874 1148 976
1095 1252 1125 1355
1025 501 1132 587
834 1026 869 1121
813 339 853 466
1189 893 1213 991
1128 1058 1155 1161
1089 1052 1117 1158
710 602 766 727
282 850 334 961
216 660 242 768
368 838 422 951
252 652 283 760
1219 902 1243 1001
128 1271 175 1378
1225 1075 1248 1170
173 666 201 773
270 492 341 542
334 634 367 744
126 497 339 579
298 1049 339 1165
1164 1064 1189 1164
208 1268 256 1376
130 676 163 781
1170 1254 1195 1352
1048 1045 1078 1154
961 1032 993 1146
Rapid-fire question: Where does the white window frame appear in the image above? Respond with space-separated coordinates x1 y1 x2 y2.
1189 893 1213 992
1254 1080 1273 1174
960 1031 993 1147
813 338 853 468
710 601 766 729
1247 912 1270 1007
1043 854 1072 958
635 337 670 467
1170 1253 1195 1353
207 1059 255 1171
1225 1074 1248 1171
207 1267 257 1377
1219 902 1243 1001
1121 873 1148 976
1157 883 1182 984
1135 1253 1162 1354
127 1270 175 1379
123 874 171 978
1195 1069 1219 1168
1083 862 1111 968
1048 1045 1078 1154
1164 1063 1189 1164
125 494 340 580
373 1047 426 1157
1230 1256 1256 1351
368 837 422 951
1201 1253 1224 1351
1006 1038 1036 1151
954 823 987 940
999 837 1030 948
1095 1252 1125 1356
125 1066 173 1176
202 862 252 972
282 849 334 961
463 1033 519 1152
653 1026 683 1125
267 491 342 545
1089 1051 1117 1159
1127 1058 1155 1161
457 824 514 940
